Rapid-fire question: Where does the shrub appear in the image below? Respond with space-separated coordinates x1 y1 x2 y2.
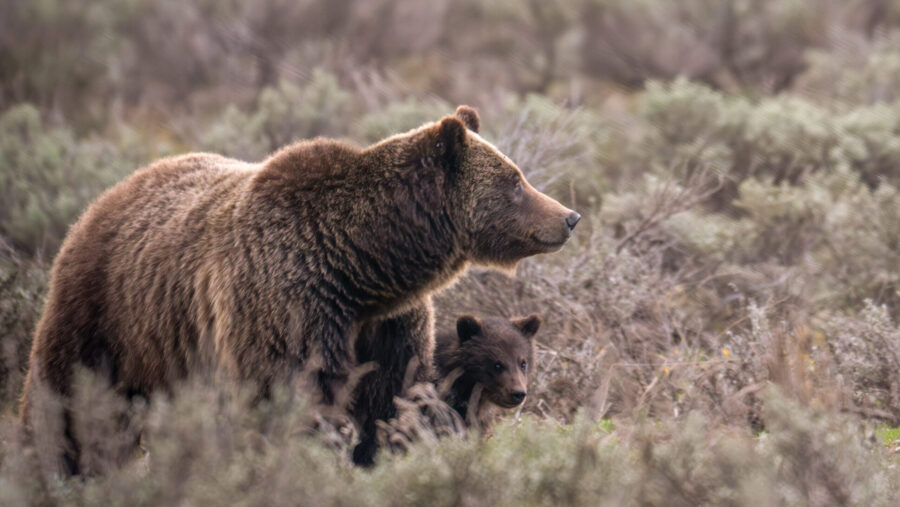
759 388 899 505
833 104 900 185
4 375 898 506
0 0 118 122
0 254 46 410
813 177 900 311
492 94 607 202
353 98 451 144
0 105 134 257
579 0 832 91
655 170 899 313
201 71 352 160
825 302 900 423
635 79 900 216
796 31 900 106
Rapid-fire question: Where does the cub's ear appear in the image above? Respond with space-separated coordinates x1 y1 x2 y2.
512 314 542 340
456 315 482 343
455 105 480 133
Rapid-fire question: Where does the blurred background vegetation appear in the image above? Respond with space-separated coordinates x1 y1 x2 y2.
2 0 900 504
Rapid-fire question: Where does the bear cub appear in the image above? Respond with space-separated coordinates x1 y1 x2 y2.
433 314 540 426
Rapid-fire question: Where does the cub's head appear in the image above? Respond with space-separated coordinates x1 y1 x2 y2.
392 105 580 268
451 314 540 409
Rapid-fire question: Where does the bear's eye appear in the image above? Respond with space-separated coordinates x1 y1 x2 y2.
513 181 522 194
520 360 527 371
494 362 504 373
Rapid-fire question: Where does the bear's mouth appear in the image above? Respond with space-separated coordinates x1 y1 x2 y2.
487 392 527 409
494 398 525 409
530 233 569 251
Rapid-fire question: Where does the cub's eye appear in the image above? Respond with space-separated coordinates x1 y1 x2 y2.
513 181 522 193
494 362 504 373
520 360 527 371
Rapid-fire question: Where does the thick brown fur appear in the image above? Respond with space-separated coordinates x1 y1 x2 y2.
433 315 540 428
20 105 578 473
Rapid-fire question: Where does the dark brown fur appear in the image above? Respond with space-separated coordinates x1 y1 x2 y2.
434 315 539 426
20 105 578 473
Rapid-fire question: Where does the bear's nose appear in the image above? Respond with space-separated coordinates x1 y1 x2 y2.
511 390 526 404
565 211 581 231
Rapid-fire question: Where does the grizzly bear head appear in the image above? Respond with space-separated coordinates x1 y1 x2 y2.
450 314 539 409
395 105 580 269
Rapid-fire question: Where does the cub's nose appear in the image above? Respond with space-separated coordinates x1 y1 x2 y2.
565 211 581 231
511 390 526 404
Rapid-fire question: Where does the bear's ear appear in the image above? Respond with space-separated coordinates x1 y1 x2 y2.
429 116 467 170
512 314 542 340
456 315 482 343
401 116 466 175
455 105 480 133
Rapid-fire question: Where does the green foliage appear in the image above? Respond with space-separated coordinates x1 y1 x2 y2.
202 71 352 160
354 98 451 144
877 425 900 446
598 418 615 434
0 105 134 257
655 170 900 312
798 32 900 106
757 388 898 505
4 379 898 506
638 79 900 190
0 255 46 409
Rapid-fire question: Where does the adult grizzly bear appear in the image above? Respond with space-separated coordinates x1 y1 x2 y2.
20 106 580 472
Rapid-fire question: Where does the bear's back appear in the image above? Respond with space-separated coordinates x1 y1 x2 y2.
33 153 259 392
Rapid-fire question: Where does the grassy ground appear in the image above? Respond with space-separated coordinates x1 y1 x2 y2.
3 380 898 506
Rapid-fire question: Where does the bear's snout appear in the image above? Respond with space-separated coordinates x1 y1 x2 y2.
523 182 582 251
511 390 526 404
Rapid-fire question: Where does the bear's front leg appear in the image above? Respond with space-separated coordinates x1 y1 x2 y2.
351 299 435 466
303 311 357 406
